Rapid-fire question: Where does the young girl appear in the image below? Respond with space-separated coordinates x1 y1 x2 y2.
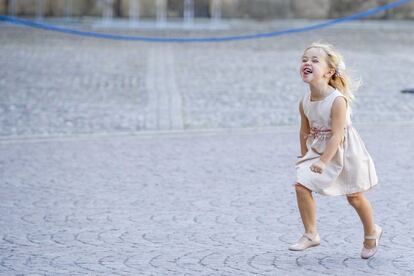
289 42 382 259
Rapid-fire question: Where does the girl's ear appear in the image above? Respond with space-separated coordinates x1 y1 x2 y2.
325 68 335 78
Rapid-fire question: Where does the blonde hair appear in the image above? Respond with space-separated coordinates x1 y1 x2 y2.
304 42 359 105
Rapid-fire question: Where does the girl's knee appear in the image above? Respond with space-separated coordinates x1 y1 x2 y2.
295 183 312 194
346 192 362 206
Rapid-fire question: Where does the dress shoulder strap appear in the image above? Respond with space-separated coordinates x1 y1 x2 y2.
328 90 349 109
328 90 352 121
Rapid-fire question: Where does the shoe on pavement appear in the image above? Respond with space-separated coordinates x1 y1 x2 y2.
361 224 383 259
289 232 320 251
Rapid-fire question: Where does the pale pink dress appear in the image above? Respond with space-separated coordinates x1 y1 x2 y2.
294 89 378 196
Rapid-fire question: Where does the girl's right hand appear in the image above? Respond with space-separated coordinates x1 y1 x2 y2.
310 160 326 174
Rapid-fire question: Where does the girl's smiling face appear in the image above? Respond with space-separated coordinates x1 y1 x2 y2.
300 47 333 84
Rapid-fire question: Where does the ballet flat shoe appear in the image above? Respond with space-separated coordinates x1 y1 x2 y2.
289 232 320 251
361 224 383 259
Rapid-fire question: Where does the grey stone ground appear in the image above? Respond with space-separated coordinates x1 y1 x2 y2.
0 19 413 136
1 122 414 275
1 19 414 275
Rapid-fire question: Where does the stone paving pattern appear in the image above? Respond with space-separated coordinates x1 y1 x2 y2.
1 19 414 275
0 20 413 136
1 122 414 275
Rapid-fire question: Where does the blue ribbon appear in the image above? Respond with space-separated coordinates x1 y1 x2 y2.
0 0 412 43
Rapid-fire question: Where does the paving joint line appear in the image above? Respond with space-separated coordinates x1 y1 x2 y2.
0 120 413 144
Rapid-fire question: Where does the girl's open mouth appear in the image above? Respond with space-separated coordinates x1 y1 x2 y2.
303 67 313 75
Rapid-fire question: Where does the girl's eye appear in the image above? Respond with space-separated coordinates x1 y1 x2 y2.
312 60 319 63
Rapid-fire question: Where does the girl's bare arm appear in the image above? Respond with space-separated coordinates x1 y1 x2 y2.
299 101 310 157
320 97 347 164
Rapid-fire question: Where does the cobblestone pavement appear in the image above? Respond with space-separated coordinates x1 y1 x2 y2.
1 121 413 275
1 18 414 275
0 19 414 136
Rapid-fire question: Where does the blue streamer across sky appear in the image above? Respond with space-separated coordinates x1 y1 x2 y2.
0 0 412 43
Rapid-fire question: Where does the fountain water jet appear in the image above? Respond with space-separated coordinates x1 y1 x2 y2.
211 0 222 25
156 0 167 26
102 0 114 26
129 0 140 26
35 0 44 20
183 0 194 26
8 0 17 16
64 0 73 20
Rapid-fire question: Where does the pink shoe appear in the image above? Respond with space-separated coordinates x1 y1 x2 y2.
361 224 383 259
289 232 320 251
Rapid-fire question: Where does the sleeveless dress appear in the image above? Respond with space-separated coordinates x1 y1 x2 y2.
294 89 378 196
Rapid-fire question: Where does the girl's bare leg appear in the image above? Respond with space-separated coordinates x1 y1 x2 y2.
346 192 376 248
295 183 318 235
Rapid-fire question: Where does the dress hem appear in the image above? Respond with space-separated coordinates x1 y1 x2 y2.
293 180 379 197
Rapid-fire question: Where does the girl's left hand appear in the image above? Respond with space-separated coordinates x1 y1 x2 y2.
310 160 326 174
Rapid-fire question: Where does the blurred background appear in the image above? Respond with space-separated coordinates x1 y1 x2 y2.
1 0 413 137
1 0 414 19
